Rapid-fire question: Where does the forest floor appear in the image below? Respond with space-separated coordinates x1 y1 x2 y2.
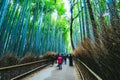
22 59 80 80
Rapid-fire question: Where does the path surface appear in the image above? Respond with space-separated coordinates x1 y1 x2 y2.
22 59 80 80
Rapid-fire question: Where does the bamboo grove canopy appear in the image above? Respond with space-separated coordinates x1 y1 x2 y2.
0 0 120 57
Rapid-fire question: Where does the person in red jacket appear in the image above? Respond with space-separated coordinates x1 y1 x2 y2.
57 55 63 69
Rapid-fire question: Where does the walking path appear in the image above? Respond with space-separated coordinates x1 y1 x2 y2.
22 59 80 80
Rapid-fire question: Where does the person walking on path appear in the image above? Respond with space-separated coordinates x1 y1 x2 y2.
57 54 63 69
51 54 55 66
63 54 67 64
69 54 73 66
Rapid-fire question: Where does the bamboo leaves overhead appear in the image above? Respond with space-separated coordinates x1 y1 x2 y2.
69 0 120 49
0 0 120 57
0 0 69 57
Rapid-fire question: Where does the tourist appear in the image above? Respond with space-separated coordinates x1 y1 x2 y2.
57 54 63 69
69 54 73 66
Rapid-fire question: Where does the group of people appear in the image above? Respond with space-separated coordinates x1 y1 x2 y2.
51 53 73 70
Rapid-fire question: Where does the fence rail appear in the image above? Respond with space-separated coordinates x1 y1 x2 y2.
74 58 102 80
0 59 51 80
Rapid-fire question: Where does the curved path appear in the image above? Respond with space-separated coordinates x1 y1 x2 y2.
22 59 80 80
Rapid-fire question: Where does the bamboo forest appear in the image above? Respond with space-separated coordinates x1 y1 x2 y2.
0 0 120 80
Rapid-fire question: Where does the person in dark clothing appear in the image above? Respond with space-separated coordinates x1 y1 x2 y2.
69 54 73 66
63 54 67 64
51 54 55 66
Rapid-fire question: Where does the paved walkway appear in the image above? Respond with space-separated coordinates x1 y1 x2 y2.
22 59 80 80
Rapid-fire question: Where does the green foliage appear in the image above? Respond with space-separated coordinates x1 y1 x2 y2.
55 0 66 15
116 2 120 9
116 2 120 16
56 17 68 29
0 0 71 56
99 0 106 13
